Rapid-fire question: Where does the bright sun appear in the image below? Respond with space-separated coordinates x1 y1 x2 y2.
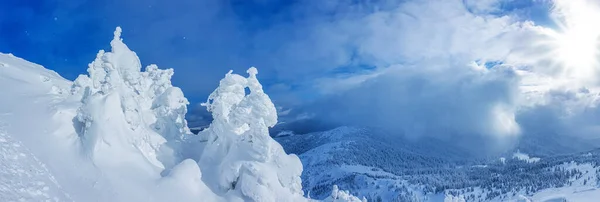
548 0 600 79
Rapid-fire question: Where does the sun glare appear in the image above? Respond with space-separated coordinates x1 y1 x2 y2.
549 0 600 79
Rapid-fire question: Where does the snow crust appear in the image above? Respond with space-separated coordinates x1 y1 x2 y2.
0 27 361 202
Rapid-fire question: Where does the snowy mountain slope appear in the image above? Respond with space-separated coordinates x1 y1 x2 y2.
447 161 600 202
278 126 600 201
0 53 110 201
277 126 472 201
0 127 71 202
0 36 187 202
0 28 361 202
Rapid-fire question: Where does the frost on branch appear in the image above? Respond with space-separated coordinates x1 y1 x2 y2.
72 27 191 171
198 67 304 201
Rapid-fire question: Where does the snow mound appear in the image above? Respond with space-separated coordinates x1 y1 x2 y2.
0 53 71 96
155 159 220 201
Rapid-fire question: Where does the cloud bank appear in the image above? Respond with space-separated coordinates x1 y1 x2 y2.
277 0 600 150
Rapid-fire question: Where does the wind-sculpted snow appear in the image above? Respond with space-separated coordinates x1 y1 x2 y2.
198 67 306 201
72 27 191 171
0 27 362 202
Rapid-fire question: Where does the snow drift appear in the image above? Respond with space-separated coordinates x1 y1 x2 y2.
0 27 361 201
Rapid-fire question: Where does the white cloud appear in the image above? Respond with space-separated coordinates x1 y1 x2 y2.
282 0 528 139
155 0 600 147
312 63 521 139
290 0 600 146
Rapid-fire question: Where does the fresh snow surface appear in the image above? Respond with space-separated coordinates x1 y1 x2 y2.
527 163 600 202
0 27 359 202
0 128 71 201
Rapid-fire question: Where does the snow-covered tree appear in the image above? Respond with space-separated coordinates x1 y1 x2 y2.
69 26 364 202
322 185 367 202
444 194 466 202
72 27 191 172
198 67 305 201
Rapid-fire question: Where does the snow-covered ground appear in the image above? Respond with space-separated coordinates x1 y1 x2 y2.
0 128 71 202
528 163 600 202
0 27 360 202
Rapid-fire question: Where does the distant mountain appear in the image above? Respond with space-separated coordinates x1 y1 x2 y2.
277 126 600 201
276 126 469 201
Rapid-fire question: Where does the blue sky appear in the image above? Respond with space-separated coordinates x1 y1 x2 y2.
0 0 301 103
0 0 553 106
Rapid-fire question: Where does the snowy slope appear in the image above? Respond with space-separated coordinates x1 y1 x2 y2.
448 161 600 202
0 128 71 201
278 126 600 202
277 126 470 201
527 163 600 202
0 35 192 202
0 28 360 202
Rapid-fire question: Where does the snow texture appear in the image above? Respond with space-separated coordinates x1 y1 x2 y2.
198 67 305 201
0 128 71 202
72 27 193 172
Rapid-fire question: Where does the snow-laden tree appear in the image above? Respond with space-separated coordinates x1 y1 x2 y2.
72 27 191 172
197 67 305 201
68 26 363 202
322 185 367 202
444 194 466 202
